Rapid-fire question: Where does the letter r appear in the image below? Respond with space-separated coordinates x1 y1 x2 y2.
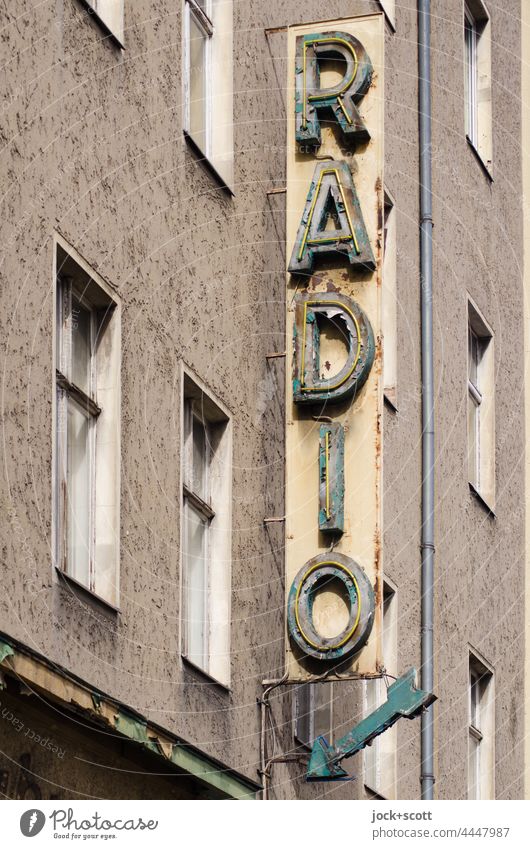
295 31 373 148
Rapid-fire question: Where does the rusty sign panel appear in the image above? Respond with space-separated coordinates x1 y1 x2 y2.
285 14 384 680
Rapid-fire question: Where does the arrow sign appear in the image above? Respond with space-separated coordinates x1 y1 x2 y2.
307 668 436 781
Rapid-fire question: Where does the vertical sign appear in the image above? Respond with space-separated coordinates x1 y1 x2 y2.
285 15 384 680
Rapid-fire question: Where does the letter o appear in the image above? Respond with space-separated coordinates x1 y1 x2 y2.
287 552 374 662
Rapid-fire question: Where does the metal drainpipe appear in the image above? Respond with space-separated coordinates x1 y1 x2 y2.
418 0 435 800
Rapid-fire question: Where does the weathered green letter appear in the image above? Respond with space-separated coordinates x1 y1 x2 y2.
295 31 373 149
288 160 374 275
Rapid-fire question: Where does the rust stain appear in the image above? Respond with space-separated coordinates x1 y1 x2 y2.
326 277 340 292
377 206 383 237
373 334 383 377
373 570 382 610
375 178 383 240
309 272 324 290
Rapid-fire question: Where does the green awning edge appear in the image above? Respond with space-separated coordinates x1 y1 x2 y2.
0 640 15 665
115 711 255 799
0 631 259 800
170 743 256 800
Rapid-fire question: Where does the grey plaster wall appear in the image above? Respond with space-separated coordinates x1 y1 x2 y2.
0 0 525 800
428 0 525 801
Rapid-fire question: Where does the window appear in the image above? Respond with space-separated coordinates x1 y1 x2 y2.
468 653 494 799
54 240 121 607
364 581 397 798
464 2 492 169
467 300 494 509
183 0 234 187
84 1 124 45
294 682 333 748
382 190 397 408
378 0 396 29
464 7 478 143
182 371 232 685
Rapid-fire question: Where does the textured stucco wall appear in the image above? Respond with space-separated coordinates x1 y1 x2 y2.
523 0 530 802
429 0 524 800
0 0 525 800
0 0 384 801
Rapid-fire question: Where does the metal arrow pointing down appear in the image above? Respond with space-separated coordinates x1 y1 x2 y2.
306 668 437 781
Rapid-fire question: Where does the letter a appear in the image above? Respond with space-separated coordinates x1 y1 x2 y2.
288 160 375 275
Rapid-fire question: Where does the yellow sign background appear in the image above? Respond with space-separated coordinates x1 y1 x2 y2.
285 14 385 680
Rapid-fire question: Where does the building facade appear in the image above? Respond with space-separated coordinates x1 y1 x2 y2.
0 0 527 800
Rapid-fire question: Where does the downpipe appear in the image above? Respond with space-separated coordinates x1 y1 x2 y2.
418 0 435 800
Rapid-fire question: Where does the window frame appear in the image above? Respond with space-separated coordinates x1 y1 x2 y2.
82 0 125 47
467 298 495 511
468 325 483 490
182 402 216 672
382 188 398 410
183 0 214 159
468 651 495 799
181 366 232 687
182 0 234 191
364 579 398 799
56 281 100 586
377 0 396 30
294 681 334 750
53 236 121 609
463 0 492 174
464 5 479 147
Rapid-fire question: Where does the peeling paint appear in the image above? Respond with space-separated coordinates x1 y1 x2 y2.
292 292 375 405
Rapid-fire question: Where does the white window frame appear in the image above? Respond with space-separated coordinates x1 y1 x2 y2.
84 1 124 46
183 402 214 672
377 0 396 29
56 281 99 581
468 324 482 486
181 367 232 686
464 1 492 170
467 298 495 510
464 5 478 146
294 682 333 749
382 189 397 408
53 236 121 608
182 0 234 188
364 579 398 799
183 0 214 157
468 651 495 799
